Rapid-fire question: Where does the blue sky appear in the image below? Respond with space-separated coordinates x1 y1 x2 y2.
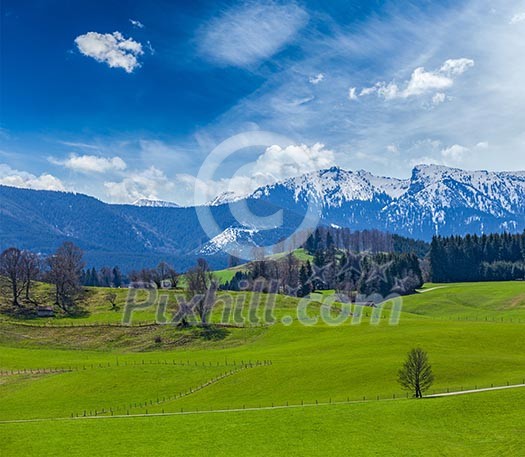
1 0 525 204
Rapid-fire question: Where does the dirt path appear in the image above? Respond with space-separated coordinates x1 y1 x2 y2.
416 286 448 293
427 383 525 397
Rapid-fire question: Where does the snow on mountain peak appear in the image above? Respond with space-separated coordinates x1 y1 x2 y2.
208 191 245 206
205 164 525 238
198 227 258 255
132 198 179 208
250 166 408 207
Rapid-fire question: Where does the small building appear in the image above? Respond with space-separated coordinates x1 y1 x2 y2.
37 306 55 318
355 301 377 308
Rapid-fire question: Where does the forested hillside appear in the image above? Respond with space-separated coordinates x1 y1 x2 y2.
430 232 525 282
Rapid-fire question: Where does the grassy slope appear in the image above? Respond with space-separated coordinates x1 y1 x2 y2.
11 280 525 327
1 281 525 455
1 312 524 419
212 248 314 284
2 389 525 456
0 286 310 326
404 281 525 320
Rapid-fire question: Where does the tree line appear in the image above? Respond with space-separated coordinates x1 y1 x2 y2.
222 227 424 298
0 243 181 316
82 262 180 289
430 232 525 282
303 227 429 257
0 242 85 315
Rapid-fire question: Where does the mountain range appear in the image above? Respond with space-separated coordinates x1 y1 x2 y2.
1 164 524 271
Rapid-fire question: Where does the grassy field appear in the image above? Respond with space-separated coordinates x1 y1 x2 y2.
406 281 525 320
2 389 524 456
1 281 525 455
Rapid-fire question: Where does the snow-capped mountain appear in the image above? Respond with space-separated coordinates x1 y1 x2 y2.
2 164 525 269
199 227 259 255
243 164 525 237
252 166 408 205
132 198 180 208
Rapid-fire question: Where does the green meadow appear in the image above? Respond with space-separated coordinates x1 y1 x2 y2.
1 281 525 455
2 388 524 457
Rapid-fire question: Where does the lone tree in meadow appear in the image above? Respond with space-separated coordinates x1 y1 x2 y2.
105 292 118 310
186 258 217 325
398 347 434 398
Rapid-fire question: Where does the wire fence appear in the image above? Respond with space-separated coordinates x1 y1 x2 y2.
0 319 266 329
2 313 525 328
70 378 525 420
433 315 525 324
75 361 271 418
0 359 272 376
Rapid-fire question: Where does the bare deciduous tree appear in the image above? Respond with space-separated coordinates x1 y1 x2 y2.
105 292 118 310
155 261 179 289
21 251 40 302
0 247 27 309
46 242 85 314
186 258 217 325
398 348 434 398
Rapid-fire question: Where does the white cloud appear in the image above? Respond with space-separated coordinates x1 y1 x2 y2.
377 81 401 99
441 144 469 162
182 143 335 204
195 1 525 178
74 31 144 73
439 58 475 76
50 154 127 174
359 87 377 96
348 87 358 100
409 156 442 168
129 19 144 29
309 73 325 84
252 143 334 181
387 144 399 154
510 12 525 24
104 166 174 203
476 141 489 149
403 67 452 97
197 3 308 67
359 57 474 101
0 164 65 191
432 92 447 105
405 139 470 167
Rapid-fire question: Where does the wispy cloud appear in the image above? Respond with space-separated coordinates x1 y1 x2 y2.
75 31 144 73
309 73 324 84
197 2 308 68
129 18 145 29
510 12 525 24
57 141 100 150
432 92 447 105
196 0 525 178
